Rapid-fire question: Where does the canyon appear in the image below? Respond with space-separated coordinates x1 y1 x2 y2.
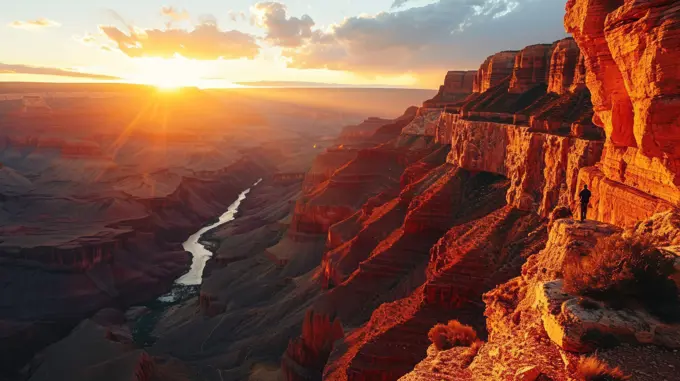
7 0 680 380
0 86 430 380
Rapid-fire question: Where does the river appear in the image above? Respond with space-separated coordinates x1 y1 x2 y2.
132 179 261 345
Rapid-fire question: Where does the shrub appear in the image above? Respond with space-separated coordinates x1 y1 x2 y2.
428 320 478 350
563 234 677 316
576 356 629 381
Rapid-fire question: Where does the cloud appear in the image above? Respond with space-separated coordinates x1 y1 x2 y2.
228 10 247 22
276 0 566 76
100 19 260 60
252 2 315 48
8 18 61 29
161 6 190 23
0 63 120 80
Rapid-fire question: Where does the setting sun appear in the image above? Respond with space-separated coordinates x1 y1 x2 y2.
127 57 204 89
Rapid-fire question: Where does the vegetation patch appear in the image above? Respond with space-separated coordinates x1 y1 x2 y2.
428 320 479 351
576 356 630 381
563 235 678 319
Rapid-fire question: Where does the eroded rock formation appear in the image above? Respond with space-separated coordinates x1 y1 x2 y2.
424 71 476 108
566 0 680 226
473 51 519 93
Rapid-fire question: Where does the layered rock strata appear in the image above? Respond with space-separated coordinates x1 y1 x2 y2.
566 0 680 226
448 120 603 217
473 51 519 93
424 71 476 108
547 38 583 95
509 44 554 94
400 215 680 380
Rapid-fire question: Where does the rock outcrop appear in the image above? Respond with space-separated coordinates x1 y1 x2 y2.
537 279 680 353
401 215 680 380
547 38 583 95
424 71 476 108
473 51 519 93
449 120 603 216
509 44 554 94
566 0 680 226
282 311 344 381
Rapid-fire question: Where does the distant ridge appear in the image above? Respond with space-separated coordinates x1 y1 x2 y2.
235 80 432 90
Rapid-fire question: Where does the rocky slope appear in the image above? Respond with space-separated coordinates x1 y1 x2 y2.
398 0 680 379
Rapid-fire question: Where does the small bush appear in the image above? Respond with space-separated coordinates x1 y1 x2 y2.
428 320 478 350
576 356 629 381
563 235 677 315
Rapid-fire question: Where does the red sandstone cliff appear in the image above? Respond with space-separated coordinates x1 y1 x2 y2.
424 71 477 108
566 0 680 226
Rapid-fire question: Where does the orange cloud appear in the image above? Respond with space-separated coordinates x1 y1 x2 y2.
8 18 61 29
0 63 119 80
161 6 190 23
100 20 260 60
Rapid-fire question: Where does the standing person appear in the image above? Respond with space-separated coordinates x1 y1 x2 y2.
578 185 592 222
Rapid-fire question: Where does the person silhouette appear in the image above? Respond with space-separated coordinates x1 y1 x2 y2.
578 185 592 222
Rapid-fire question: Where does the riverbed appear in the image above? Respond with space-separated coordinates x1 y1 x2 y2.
132 180 260 345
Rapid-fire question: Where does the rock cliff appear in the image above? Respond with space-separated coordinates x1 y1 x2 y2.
566 0 680 226
473 51 519 93
424 71 476 108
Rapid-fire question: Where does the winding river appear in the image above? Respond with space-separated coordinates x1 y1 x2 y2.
177 180 260 286
133 179 261 344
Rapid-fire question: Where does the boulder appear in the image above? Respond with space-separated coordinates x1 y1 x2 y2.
537 280 680 353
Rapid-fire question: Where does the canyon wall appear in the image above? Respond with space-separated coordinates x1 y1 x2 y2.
316 9 680 378
424 71 476 107
565 0 680 226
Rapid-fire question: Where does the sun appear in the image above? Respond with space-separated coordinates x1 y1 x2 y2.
154 80 185 91
128 57 205 89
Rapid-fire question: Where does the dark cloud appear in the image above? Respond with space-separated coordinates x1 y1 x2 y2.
0 63 120 80
100 20 260 60
279 0 566 76
8 18 61 29
252 2 315 48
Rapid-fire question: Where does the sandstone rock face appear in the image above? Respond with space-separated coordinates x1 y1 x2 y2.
509 44 554 94
448 120 603 217
547 38 582 95
401 109 442 137
444 71 476 94
565 0 636 148
473 51 519 93
424 71 476 108
566 0 680 225
282 310 344 381
537 280 680 353
402 215 680 380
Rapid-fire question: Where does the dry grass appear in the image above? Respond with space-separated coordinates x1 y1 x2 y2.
563 234 677 317
428 320 478 351
576 356 630 381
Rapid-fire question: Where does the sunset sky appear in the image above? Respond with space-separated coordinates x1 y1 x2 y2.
0 0 568 88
